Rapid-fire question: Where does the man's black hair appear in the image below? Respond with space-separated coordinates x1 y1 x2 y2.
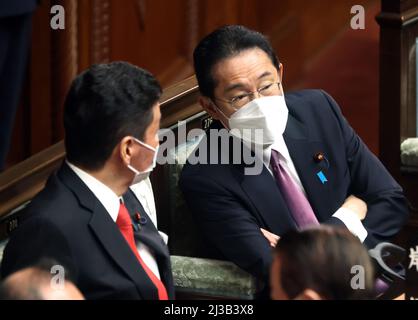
64 61 162 170
193 25 280 98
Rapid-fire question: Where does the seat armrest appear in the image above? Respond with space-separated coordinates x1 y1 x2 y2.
171 255 258 299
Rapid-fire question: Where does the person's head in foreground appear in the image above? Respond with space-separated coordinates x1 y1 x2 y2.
271 226 375 300
0 259 84 300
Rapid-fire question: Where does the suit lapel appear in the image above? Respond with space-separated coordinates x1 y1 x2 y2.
207 121 297 233
123 190 169 259
88 207 158 299
123 189 175 299
239 165 297 233
283 114 332 222
58 163 159 299
202 122 296 234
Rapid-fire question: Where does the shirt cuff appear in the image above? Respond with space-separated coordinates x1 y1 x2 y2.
332 207 368 242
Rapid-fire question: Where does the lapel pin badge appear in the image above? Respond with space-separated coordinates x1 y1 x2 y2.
132 212 143 232
135 212 147 226
314 152 325 162
313 151 330 169
317 170 328 184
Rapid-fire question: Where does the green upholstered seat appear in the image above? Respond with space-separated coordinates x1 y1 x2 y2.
171 255 256 299
164 132 258 299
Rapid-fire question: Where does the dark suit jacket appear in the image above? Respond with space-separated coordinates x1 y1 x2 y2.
179 89 409 283
0 0 37 18
1 163 174 300
0 1 37 169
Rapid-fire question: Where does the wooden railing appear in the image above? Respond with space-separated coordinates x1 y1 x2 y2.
0 76 201 238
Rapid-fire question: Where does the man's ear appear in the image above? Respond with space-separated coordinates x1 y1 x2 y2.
294 289 323 300
119 136 134 166
279 63 284 83
199 96 220 120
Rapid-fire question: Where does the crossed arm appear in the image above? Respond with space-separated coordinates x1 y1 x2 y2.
261 194 368 247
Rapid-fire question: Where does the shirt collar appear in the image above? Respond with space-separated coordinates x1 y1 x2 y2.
263 135 292 166
66 160 121 222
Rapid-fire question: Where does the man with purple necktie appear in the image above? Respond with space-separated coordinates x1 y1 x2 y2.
179 25 409 298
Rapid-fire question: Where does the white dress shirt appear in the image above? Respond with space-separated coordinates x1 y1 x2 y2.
66 161 162 279
262 136 368 242
129 178 169 245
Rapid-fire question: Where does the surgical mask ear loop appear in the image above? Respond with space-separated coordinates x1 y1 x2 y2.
211 99 234 129
127 137 157 174
279 81 285 96
132 137 157 153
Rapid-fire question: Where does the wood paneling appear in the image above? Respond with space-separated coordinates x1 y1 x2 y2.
51 0 79 141
109 0 194 86
29 1 52 154
6 0 381 169
0 76 199 240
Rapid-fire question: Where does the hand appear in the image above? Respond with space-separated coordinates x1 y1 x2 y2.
260 228 280 247
342 195 367 220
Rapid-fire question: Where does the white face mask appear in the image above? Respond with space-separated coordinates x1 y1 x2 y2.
222 94 289 148
127 137 159 185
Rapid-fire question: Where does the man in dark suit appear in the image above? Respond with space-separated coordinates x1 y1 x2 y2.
1 62 174 300
179 25 409 293
0 0 38 170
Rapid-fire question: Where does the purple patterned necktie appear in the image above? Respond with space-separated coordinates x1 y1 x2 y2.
270 149 319 229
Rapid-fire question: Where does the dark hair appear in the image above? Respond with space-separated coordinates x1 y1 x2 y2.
64 61 162 170
274 227 375 300
193 25 280 98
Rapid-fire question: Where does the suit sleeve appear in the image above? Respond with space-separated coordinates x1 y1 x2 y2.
1 216 77 281
320 90 409 248
179 172 273 283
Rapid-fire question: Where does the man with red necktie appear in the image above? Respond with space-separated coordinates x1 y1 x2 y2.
1 62 174 300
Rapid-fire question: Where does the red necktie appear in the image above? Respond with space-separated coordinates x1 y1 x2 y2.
116 202 168 300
